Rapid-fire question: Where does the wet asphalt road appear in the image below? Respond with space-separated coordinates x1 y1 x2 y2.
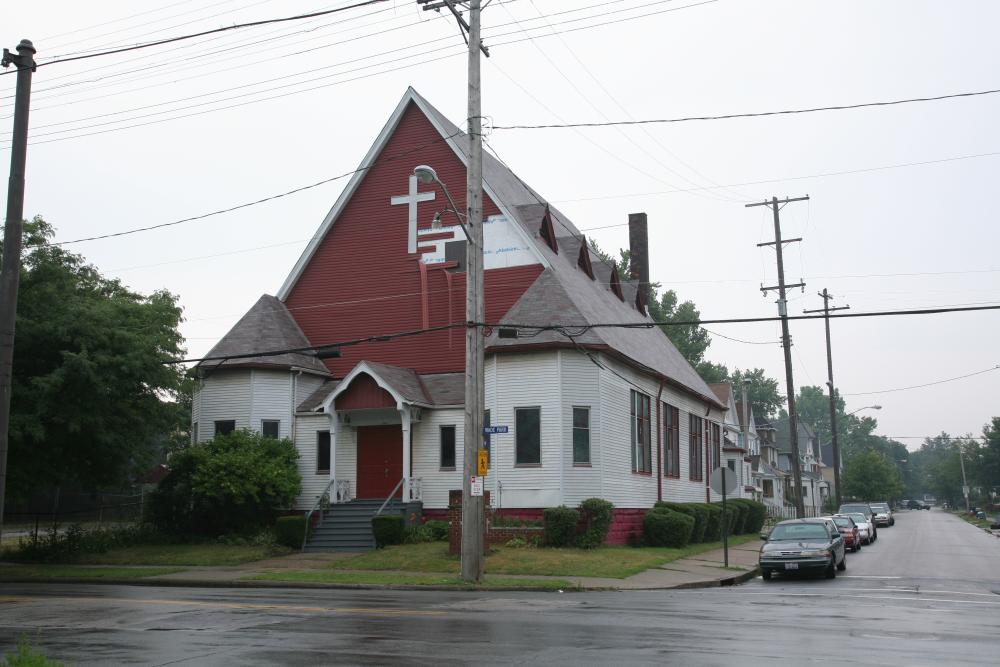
1 508 999 666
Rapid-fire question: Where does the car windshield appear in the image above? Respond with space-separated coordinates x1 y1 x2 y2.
846 513 867 524
769 524 829 541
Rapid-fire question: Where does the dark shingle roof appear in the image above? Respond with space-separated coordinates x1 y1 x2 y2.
297 380 339 412
198 295 329 374
708 383 732 407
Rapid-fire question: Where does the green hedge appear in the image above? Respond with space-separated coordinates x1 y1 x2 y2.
643 509 695 548
716 500 746 535
701 504 723 542
371 515 405 548
578 498 614 549
654 502 707 543
275 516 307 549
543 506 580 547
742 500 767 534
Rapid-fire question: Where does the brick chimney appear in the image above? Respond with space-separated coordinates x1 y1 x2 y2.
628 212 649 290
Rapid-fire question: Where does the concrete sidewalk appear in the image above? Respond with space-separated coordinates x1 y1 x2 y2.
1 541 763 591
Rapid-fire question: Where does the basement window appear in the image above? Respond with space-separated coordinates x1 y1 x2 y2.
214 420 235 436
261 420 280 439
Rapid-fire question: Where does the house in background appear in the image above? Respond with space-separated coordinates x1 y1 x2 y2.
753 418 788 514
774 419 830 516
735 401 762 501
191 88 733 549
709 383 753 499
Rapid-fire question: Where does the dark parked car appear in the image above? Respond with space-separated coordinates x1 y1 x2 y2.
831 515 862 552
838 503 878 539
760 518 847 581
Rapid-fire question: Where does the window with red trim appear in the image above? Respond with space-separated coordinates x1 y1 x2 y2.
664 404 680 478
630 390 651 473
688 414 703 481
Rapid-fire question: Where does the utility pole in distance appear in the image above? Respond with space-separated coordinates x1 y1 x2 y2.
746 195 808 518
0 39 36 541
804 289 850 508
419 0 489 583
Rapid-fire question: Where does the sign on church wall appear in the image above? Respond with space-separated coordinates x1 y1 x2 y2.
417 215 535 269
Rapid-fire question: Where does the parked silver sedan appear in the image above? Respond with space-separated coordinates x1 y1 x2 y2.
844 512 876 544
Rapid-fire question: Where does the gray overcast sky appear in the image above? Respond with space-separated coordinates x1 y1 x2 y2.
3 0 998 447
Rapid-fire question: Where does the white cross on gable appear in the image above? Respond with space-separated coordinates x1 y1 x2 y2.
390 175 436 254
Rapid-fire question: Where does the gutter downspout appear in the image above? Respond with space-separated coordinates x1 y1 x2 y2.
656 382 663 503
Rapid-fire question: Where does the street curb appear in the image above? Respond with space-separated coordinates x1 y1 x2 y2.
0 577 596 593
0 570 762 592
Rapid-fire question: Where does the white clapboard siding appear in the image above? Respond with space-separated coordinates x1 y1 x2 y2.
560 350 602 506
489 351 562 509
411 408 464 509
294 413 332 510
250 370 292 439
597 354 724 506
194 370 251 440
294 373 327 412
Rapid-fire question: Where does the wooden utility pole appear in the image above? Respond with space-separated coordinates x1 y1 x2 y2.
0 39 36 540
746 196 808 518
419 0 489 583
461 0 485 583
804 288 850 508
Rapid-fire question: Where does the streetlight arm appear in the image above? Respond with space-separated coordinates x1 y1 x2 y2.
414 165 476 246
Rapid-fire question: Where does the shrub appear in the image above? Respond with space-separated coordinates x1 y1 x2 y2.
643 509 695 548
741 500 767 534
701 504 723 541
578 498 614 549
371 515 405 548
654 502 707 543
146 430 301 537
9 522 165 563
275 516 307 549
543 506 579 547
423 519 450 541
403 524 436 544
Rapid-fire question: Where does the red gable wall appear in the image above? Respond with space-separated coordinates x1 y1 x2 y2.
284 102 542 376
335 374 397 411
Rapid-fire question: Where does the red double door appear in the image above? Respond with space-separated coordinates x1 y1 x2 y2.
356 425 403 499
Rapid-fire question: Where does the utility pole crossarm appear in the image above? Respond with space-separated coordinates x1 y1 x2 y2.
418 0 490 56
761 282 805 293
757 237 802 247
745 195 810 208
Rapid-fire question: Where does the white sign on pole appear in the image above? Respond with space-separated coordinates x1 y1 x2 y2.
470 476 484 497
963 485 970 497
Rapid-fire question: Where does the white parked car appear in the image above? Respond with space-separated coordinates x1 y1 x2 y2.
870 502 894 527
844 512 876 545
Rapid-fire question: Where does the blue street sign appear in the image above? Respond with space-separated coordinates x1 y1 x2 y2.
483 425 508 434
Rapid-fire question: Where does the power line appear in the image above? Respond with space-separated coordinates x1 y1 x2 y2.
169 304 1000 364
492 87 1000 130
46 130 461 245
562 149 1000 209
0 0 390 75
843 364 1000 397
703 328 778 345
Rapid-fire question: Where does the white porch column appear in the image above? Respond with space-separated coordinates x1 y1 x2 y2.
327 411 338 487
400 406 411 501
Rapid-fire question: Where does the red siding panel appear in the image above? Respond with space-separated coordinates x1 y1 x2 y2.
285 102 542 375
335 374 397 410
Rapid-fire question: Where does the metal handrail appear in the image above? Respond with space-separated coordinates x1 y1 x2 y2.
302 477 339 550
375 477 405 516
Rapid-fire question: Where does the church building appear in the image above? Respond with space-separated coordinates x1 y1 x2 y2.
191 88 730 547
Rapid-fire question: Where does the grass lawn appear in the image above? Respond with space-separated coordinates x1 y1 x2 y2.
0 565 183 579
952 510 995 531
71 543 290 567
329 534 758 579
248 570 574 589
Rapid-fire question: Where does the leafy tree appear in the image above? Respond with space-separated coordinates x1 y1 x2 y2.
146 430 301 536
841 448 904 502
3 217 187 501
729 368 783 422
